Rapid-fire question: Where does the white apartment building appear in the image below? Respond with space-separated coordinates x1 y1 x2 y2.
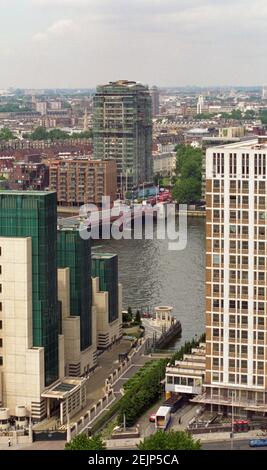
194 136 267 418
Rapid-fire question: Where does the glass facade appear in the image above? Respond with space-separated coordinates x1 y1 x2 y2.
91 253 118 323
57 229 92 350
0 191 59 386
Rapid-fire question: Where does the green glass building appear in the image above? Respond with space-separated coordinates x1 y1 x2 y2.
57 229 92 350
93 80 152 191
91 253 118 323
0 191 59 386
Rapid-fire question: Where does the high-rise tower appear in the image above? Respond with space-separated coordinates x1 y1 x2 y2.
201 137 267 417
93 80 152 192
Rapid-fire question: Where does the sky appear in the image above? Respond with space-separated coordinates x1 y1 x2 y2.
0 0 267 89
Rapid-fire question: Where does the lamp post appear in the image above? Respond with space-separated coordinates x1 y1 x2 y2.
230 391 235 450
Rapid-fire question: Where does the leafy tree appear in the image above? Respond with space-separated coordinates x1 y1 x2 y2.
0 127 15 141
195 112 215 120
172 177 202 204
30 126 49 140
172 145 203 204
48 129 70 141
65 433 106 450
138 430 201 450
135 310 141 324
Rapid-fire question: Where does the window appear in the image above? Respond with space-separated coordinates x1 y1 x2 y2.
0 357 2 366
167 376 173 384
258 377 264 386
241 331 248 340
0 339 2 348
0 302 2 312
230 225 236 234
0 321 2 329
213 314 219 323
241 375 247 384
229 344 235 353
213 254 220 265
213 358 219 366
230 181 236 190
241 345 247 354
258 332 264 341
229 374 235 383
0 284 2 294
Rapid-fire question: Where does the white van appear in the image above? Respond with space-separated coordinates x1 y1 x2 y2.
155 406 171 430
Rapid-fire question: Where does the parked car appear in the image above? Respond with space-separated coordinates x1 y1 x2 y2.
149 413 156 423
249 439 267 448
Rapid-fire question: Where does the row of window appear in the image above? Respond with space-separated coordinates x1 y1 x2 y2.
213 153 267 178
212 195 267 206
211 343 265 356
212 285 267 297
212 314 266 327
212 253 267 266
212 357 264 370
212 180 267 190
212 298 267 312
213 210 267 222
166 376 196 386
212 372 264 386
212 329 265 341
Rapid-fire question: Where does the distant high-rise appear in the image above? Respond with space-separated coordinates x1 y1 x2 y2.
197 95 205 115
93 80 152 191
150 85 160 116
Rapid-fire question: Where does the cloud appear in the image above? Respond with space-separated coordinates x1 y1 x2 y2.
2 0 267 87
33 19 76 42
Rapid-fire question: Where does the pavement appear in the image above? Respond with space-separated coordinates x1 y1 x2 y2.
33 339 133 431
17 340 157 450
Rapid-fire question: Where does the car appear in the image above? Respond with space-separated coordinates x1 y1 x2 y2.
249 439 267 448
149 413 156 423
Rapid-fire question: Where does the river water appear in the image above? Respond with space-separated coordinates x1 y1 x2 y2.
92 216 205 349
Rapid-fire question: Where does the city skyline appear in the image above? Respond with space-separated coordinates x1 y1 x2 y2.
1 0 267 89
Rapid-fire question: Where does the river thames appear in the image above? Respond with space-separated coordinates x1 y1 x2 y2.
93 216 205 348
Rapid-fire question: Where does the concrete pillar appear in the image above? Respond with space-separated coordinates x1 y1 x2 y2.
60 401 64 426
46 398 50 419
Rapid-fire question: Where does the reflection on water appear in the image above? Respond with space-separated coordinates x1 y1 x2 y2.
92 217 205 348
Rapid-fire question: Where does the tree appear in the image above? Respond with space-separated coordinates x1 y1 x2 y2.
135 310 141 325
127 306 133 322
138 430 201 450
172 145 203 204
0 127 14 141
30 126 49 141
65 433 106 450
172 177 202 204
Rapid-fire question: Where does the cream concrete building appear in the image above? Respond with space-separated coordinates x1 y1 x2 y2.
0 237 48 420
92 277 123 350
58 268 97 377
